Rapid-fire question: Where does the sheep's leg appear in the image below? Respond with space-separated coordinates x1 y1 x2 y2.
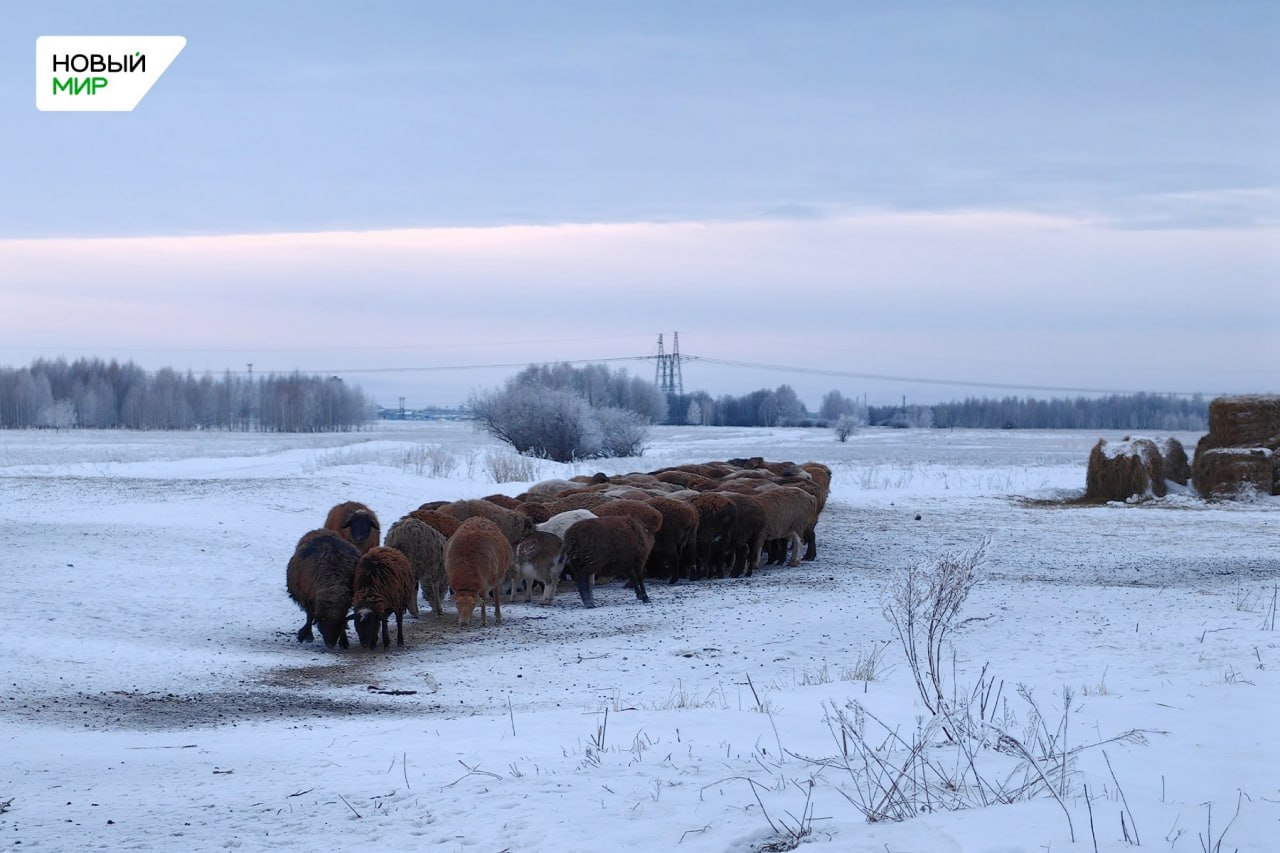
394 611 404 646
296 615 314 643
787 532 803 567
338 630 349 649
574 573 595 608
407 589 420 618
380 617 390 650
493 586 502 624
803 525 817 561
633 571 651 604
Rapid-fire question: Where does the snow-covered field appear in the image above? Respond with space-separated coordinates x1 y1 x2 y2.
1 422 1276 852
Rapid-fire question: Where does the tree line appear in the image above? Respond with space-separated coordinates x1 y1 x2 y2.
667 386 1207 431
879 393 1209 431
0 358 371 431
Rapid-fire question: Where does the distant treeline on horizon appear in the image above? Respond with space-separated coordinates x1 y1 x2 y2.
662 386 1209 431
0 357 1209 433
0 358 370 431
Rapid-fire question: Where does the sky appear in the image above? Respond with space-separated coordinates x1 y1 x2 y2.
2 1 1277 409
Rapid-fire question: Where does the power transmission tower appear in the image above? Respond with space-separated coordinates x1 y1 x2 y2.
654 332 684 396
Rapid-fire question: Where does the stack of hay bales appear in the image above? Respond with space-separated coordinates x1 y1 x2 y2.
1085 436 1188 502
1192 395 1280 498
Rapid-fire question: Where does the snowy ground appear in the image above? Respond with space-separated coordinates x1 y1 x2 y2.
1 422 1276 852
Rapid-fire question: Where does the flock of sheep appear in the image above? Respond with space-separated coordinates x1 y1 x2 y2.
285 456 833 650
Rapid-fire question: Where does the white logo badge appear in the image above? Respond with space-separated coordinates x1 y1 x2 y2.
36 36 186 111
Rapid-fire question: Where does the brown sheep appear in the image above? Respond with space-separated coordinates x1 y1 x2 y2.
516 501 553 524
323 501 381 554
384 516 448 619
541 491 612 515
286 529 360 649
438 498 535 547
644 496 700 582
653 470 717 490
445 517 513 627
750 485 819 568
593 499 664 536
482 493 524 511
686 492 738 579
799 462 833 560
351 546 416 649
562 516 656 607
408 508 461 539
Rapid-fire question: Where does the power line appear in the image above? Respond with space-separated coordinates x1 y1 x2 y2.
223 350 1213 398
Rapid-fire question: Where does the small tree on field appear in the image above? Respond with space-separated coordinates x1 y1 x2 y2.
834 414 858 442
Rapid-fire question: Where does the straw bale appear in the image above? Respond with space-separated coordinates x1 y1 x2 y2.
1204 395 1280 450
1192 447 1277 499
1085 438 1167 502
1157 437 1191 485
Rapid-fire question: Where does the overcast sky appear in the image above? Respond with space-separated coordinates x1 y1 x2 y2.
2 1 1276 408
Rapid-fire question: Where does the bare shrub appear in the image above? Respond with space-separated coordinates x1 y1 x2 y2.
595 406 650 457
882 537 988 715
841 642 892 683
484 449 537 484
398 443 458 477
795 537 1154 841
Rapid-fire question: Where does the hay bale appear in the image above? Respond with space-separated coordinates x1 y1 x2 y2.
1157 437 1191 485
1192 447 1276 499
1085 437 1167 501
1204 395 1280 450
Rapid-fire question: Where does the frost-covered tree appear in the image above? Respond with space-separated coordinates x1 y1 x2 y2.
834 414 858 442
470 363 658 461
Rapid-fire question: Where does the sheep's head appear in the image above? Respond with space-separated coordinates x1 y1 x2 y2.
316 616 349 649
454 592 480 627
344 512 380 551
351 607 381 648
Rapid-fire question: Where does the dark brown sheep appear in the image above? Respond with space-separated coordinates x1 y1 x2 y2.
720 492 769 577
438 498 535 547
384 516 447 619
351 546 416 649
323 501 381 554
562 516 656 607
286 529 360 649
445 517 513 627
644 496 700 582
